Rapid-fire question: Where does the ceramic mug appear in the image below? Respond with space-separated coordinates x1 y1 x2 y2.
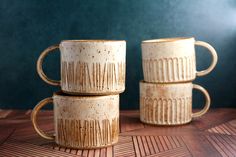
31 92 119 149
141 37 218 83
140 81 210 125
37 40 126 95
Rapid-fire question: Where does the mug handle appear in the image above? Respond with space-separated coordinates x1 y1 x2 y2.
192 84 211 118
195 41 218 76
31 97 54 140
37 44 60 86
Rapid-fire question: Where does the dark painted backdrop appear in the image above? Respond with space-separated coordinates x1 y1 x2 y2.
0 0 236 109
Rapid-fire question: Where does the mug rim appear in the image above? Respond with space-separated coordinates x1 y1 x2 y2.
53 91 119 99
142 37 194 44
139 80 193 85
61 39 126 43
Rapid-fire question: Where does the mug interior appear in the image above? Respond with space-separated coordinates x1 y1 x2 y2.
142 37 194 44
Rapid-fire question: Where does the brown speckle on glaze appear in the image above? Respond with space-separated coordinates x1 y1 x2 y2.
52 94 119 149
57 40 126 95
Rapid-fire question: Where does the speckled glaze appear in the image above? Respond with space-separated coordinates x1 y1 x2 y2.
142 37 218 83
140 81 211 125
31 92 119 149
37 40 126 95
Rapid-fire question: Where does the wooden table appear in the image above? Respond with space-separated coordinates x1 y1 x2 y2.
0 109 235 157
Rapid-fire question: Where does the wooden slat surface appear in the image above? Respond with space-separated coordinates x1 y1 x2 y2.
0 109 235 157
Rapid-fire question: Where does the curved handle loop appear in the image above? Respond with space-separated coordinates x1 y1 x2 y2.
31 97 54 140
192 84 211 118
37 44 60 86
195 41 218 76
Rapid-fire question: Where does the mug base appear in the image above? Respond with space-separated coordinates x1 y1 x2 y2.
140 118 192 126
55 140 118 150
61 89 125 96
142 78 195 84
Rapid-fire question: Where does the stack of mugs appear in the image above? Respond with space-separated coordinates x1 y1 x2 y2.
31 40 126 149
140 37 218 125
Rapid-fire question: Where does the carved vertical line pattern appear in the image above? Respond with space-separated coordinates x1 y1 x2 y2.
143 56 196 82
179 98 182 124
181 99 184 124
102 62 106 89
144 98 148 121
186 98 188 122
183 98 186 123
147 61 150 81
162 99 166 123
180 98 184 123
67 62 70 89
57 118 119 148
158 98 162 123
61 61 125 92
107 63 110 90
189 97 192 120
61 62 65 88
157 60 161 81
173 99 176 124
162 59 167 81
75 62 79 90
150 98 154 122
156 59 160 81
114 63 117 88
111 63 114 89
149 59 155 80
86 63 91 89
145 61 148 81
92 63 95 89
168 99 172 124
140 97 192 125
173 58 178 81
96 63 99 90
167 59 171 82
166 59 170 81
153 99 157 122
179 58 184 80
182 57 186 80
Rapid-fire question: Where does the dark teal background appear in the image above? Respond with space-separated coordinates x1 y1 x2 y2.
0 0 236 109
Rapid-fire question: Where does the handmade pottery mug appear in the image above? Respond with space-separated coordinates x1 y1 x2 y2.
37 40 126 95
141 37 218 83
140 81 210 125
31 92 119 149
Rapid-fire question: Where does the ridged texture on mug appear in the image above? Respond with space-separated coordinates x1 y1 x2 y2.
61 61 125 94
142 56 196 83
53 94 119 149
140 97 192 125
56 118 119 148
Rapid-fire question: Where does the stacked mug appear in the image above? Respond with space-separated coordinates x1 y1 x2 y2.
31 40 126 149
140 37 218 125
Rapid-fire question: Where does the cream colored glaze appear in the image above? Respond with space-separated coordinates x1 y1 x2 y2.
31 93 119 149
141 37 218 83
37 40 126 94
